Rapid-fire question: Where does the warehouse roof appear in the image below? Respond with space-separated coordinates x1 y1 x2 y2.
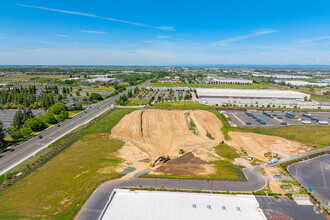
99 189 266 220
196 88 310 99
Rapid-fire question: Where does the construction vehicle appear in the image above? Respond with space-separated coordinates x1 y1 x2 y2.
179 149 185 155
248 155 253 161
150 155 170 167
240 148 247 156
264 152 281 160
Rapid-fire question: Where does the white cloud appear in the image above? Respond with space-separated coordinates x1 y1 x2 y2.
16 4 175 31
210 30 278 47
157 35 171 39
296 36 330 44
56 34 69 38
80 30 106 34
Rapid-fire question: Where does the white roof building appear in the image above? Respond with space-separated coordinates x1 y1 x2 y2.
196 88 310 100
99 189 266 220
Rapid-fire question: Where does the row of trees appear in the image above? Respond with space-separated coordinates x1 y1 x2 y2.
7 103 69 140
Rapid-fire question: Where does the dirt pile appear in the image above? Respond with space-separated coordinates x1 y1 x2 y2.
154 152 215 176
227 132 304 162
111 110 223 161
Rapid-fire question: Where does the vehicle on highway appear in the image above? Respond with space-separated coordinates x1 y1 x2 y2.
273 174 282 178
277 116 282 119
57 125 61 127
38 135 43 139
302 120 312 124
9 149 15 152
280 122 287 125
246 122 252 125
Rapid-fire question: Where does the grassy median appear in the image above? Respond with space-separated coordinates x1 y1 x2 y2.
0 108 134 219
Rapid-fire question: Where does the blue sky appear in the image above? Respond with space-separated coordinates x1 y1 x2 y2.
0 0 330 65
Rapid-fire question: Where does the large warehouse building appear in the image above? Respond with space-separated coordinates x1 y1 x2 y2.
196 88 310 100
99 189 266 220
201 76 253 85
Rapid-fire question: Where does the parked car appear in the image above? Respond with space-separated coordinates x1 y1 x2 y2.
57 125 61 127
273 174 282 178
277 116 282 119
38 135 43 139
246 122 252 125
280 122 287 125
9 149 15 152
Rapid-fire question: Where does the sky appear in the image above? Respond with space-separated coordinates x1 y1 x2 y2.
0 0 330 65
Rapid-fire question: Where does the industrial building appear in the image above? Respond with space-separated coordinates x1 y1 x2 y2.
99 189 266 220
201 76 252 85
196 88 310 100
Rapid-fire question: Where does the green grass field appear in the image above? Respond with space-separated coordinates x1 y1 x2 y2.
148 82 277 89
0 109 134 219
310 94 330 102
126 99 149 106
215 144 241 161
153 101 216 110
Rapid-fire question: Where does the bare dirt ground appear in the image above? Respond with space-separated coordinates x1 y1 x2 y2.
154 152 215 176
111 110 223 176
227 132 305 162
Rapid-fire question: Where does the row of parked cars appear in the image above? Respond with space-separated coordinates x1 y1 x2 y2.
245 112 266 125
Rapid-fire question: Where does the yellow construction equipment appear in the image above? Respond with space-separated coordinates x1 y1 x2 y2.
149 155 171 167
240 148 247 156
179 149 185 154
264 152 281 160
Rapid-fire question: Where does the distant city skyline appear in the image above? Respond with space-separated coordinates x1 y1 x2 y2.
1 0 330 65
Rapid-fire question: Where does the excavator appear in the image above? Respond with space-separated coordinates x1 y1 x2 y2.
179 149 185 155
150 155 170 167
264 152 281 160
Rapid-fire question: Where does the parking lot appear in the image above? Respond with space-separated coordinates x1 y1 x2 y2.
224 110 330 128
256 196 326 220
288 155 330 209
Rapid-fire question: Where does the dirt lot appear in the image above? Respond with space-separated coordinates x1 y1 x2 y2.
227 132 305 162
154 152 215 176
111 110 223 176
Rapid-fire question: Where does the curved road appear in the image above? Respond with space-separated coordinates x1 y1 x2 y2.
0 80 151 176
77 147 330 220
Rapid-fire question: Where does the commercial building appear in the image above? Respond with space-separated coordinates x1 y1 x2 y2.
275 80 330 87
202 76 252 85
87 78 123 83
252 74 311 79
99 189 266 220
196 88 310 100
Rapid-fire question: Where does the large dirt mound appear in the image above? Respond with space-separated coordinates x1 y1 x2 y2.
111 110 223 161
227 131 305 161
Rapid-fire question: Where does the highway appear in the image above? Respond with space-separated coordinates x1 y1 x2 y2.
0 80 150 176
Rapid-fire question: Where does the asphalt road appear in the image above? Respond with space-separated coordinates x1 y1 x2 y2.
76 147 330 220
0 80 151 175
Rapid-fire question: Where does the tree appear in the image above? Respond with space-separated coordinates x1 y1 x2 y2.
74 102 83 110
12 109 24 129
23 108 34 121
304 96 308 101
20 126 33 138
49 103 67 115
7 128 23 140
75 91 80 96
25 118 46 131
43 112 57 124
57 111 69 121
90 93 103 100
